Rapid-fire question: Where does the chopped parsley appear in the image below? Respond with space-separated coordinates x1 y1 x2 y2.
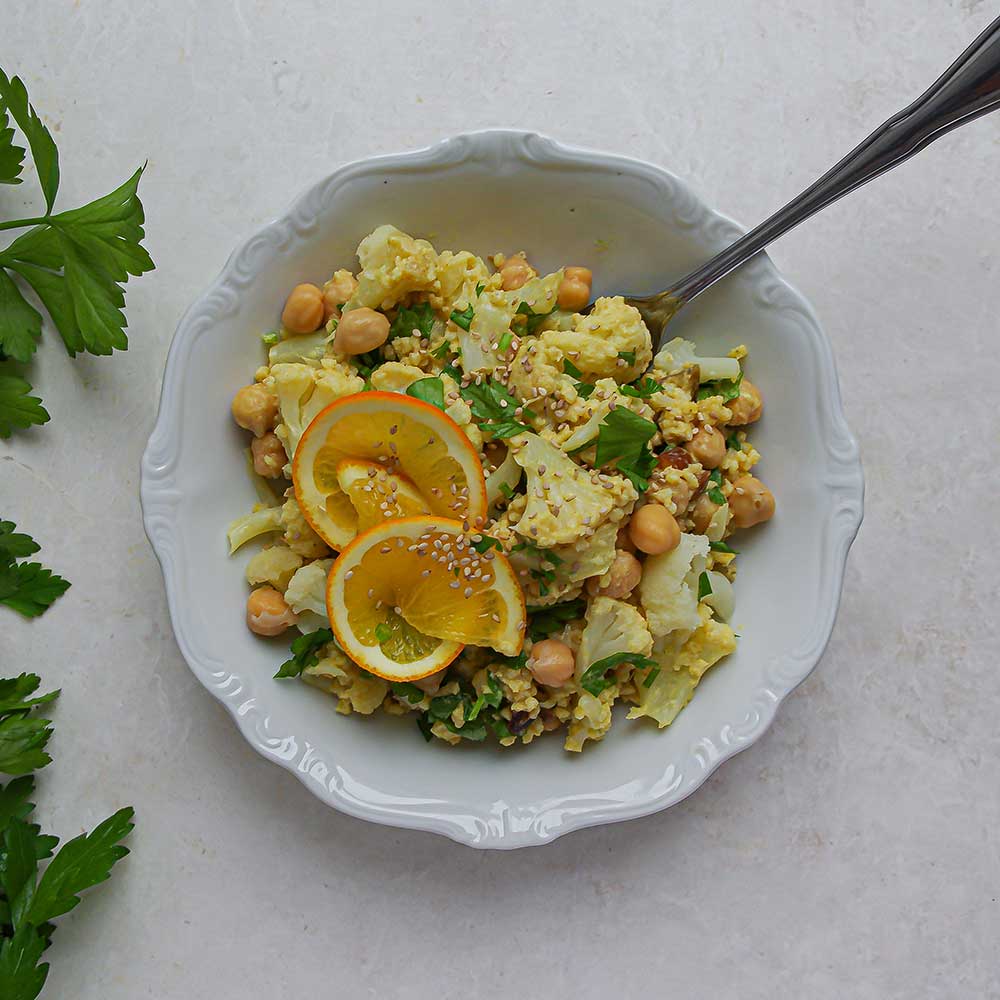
498 481 514 499
374 622 392 643
709 540 738 554
593 408 658 490
561 358 596 398
406 376 445 411
442 362 462 381
697 571 713 601
562 358 584 379
460 378 532 438
498 330 514 353
261 330 280 346
472 535 503 554
619 376 660 399
697 371 743 402
392 681 425 704
580 651 659 697
431 340 452 359
352 348 383 378
450 303 475 331
515 299 556 334
617 350 636 366
475 282 485 296
389 301 436 341
706 468 726 506
467 673 503 721
725 432 743 452
274 628 334 679
526 598 586 641
642 666 661 688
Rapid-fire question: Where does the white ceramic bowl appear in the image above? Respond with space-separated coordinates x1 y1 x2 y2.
141 130 863 849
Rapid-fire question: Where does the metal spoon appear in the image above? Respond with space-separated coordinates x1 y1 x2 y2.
626 15 1000 343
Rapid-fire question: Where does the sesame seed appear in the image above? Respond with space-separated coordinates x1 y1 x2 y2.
449 580 460 589
367 588 375 598
421 568 431 577
464 587 474 598
491 613 501 623
345 570 354 579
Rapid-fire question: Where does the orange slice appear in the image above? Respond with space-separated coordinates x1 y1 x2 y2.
327 516 527 680
293 392 487 550
336 458 431 533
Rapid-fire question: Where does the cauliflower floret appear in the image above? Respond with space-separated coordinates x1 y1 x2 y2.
539 296 652 383
267 330 330 367
508 520 618 605
245 545 303 591
565 687 617 752
507 433 637 547
284 558 334 618
370 361 426 393
574 596 654 680
557 381 657 454
652 336 741 383
432 250 490 313
352 225 439 311
627 603 736 727
647 383 699 443
227 505 283 554
280 495 330 559
303 647 389 715
639 532 709 636
269 360 364 458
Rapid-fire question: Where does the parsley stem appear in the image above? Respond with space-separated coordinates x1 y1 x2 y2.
0 216 49 232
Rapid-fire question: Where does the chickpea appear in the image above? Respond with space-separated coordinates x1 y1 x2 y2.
246 587 297 636
629 504 681 555
334 307 391 355
687 424 726 469
232 383 278 438
251 432 286 478
727 379 763 425
322 270 359 322
690 492 719 534
500 254 536 291
616 523 636 554
728 475 775 529
281 283 325 334
586 550 642 599
557 266 592 312
528 639 576 688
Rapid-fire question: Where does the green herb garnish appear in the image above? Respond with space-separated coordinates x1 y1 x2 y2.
460 378 532 438
389 301 436 341
467 673 503 721
697 371 743 402
706 468 726 506
697 571 713 601
498 481 514 500
642 666 661 688
406 376 445 411
416 715 434 742
526 598 586 641
498 331 513 353
619 376 660 399
515 299 556 334
261 330 280 346
725 432 743 452
391 681 425 704
617 350 636 366
563 358 584 379
450 303 475 331
472 535 502 554
475 282 485 296
0 521 69 618
593 408 658 490
709 540 738 554
442 362 462 381
0 69 153 438
374 623 392 643
580 651 659 697
431 340 451 359
274 628 334 679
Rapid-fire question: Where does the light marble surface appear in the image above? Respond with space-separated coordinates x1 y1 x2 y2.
3 2 999 997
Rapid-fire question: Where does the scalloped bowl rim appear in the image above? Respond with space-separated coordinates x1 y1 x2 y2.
140 130 864 849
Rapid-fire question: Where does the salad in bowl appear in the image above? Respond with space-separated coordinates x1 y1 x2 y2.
226 224 775 752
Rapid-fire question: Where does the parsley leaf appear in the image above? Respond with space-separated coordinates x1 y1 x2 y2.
389 301 436 341
431 340 451 359
0 562 71 618
27 806 134 924
405 376 445 411
498 481 514 500
706 468 726 506
450 303 474 331
617 350 636 365
472 535 502 554
0 91 26 186
593 408 658 490
563 358 584 379
442 361 462 380
697 371 743 402
0 923 49 1000
0 70 59 210
467 673 503 721
0 269 42 362
261 330 280 346
0 714 56 775
0 674 59 714
526 598 586 641
709 540 738 554
515 299 557 335
497 331 513 353
374 623 392 643
0 522 41 564
575 381 596 399
460 378 532 439
697 571 713 601
725 432 743 452
619 376 660 400
274 628 334 679
580 652 659 697
0 371 49 438
391 681 425 704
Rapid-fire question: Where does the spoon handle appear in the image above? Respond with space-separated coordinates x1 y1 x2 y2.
649 14 1000 317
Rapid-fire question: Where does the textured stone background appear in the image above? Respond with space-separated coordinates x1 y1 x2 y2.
3 2 998 997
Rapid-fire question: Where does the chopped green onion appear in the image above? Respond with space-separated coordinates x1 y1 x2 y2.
498 481 514 500
642 666 661 688
498 331 513 353
261 330 280 346
709 540 738 554
697 571 713 601
617 350 636 365
375 623 392 643
450 304 475 331
580 651 659 697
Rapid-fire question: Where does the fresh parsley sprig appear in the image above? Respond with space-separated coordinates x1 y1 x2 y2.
526 598 586 641
405 376 446 411
580 652 659 697
389 301 436 341
593 408 658 490
0 68 154 437
460 378 532 439
274 628 335 679
0 522 69 619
